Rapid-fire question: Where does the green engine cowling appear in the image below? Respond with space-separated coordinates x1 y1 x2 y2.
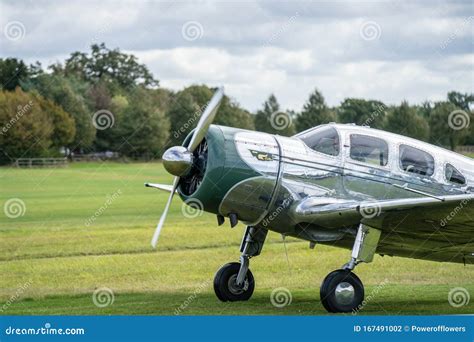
177 125 280 224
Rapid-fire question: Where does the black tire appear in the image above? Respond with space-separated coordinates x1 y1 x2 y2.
213 262 255 302
320 269 364 313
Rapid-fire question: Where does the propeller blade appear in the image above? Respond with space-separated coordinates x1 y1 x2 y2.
145 183 176 193
151 177 180 248
187 87 224 152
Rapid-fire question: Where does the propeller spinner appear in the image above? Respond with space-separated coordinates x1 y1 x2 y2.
150 87 225 248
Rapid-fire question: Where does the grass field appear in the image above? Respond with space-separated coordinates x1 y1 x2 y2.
0 162 473 315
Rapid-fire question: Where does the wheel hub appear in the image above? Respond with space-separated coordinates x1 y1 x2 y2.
334 282 355 305
227 274 248 295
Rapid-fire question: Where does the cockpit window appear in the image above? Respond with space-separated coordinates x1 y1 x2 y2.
350 134 388 166
299 126 340 156
399 144 434 176
445 163 465 185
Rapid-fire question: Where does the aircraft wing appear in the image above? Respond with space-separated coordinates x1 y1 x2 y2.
291 193 474 263
293 193 474 224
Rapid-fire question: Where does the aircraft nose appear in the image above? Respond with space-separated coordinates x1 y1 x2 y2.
162 146 194 177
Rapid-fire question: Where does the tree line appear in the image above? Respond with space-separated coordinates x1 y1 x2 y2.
0 43 472 164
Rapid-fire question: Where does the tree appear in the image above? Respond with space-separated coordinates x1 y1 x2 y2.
447 91 474 145
254 94 295 136
62 43 159 89
29 73 95 152
215 96 255 131
417 101 433 119
337 98 387 129
295 88 335 132
0 88 75 163
118 87 170 158
385 101 429 141
38 97 76 149
167 91 200 146
166 85 255 147
429 101 469 150
0 58 30 91
447 91 474 111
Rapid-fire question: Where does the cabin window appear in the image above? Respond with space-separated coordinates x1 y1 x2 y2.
399 144 434 176
299 126 340 156
349 134 388 166
445 163 465 185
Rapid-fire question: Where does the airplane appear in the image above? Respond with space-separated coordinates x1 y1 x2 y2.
145 87 474 313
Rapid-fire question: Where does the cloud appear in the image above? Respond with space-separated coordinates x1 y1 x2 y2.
0 0 472 110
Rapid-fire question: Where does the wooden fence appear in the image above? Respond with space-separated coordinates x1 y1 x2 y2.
456 146 474 154
70 153 120 162
15 158 68 168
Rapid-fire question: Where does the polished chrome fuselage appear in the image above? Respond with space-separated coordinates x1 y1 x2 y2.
214 124 474 263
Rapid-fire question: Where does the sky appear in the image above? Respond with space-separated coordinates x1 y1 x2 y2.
0 0 473 112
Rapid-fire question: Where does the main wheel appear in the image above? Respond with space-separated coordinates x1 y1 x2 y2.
214 262 255 302
320 269 364 313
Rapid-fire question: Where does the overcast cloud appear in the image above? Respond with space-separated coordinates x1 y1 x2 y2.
0 0 472 111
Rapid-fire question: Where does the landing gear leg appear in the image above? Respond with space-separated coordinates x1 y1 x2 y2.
214 226 267 302
320 223 381 313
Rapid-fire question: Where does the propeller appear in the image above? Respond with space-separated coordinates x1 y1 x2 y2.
150 87 225 248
